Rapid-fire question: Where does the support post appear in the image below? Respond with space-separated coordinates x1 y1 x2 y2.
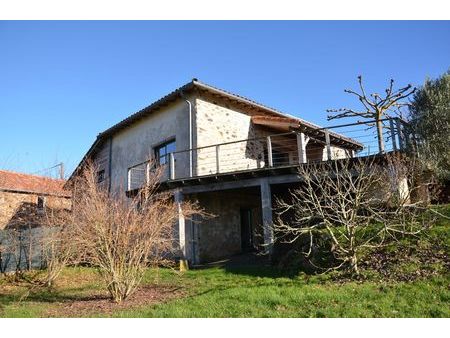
145 162 150 184
215 145 220 174
127 168 131 191
169 153 175 180
174 190 189 270
260 178 273 255
296 132 308 164
389 119 398 151
324 130 332 161
396 118 405 150
267 136 273 167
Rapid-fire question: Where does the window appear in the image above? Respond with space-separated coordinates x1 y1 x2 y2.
154 139 176 166
37 196 46 212
97 169 105 183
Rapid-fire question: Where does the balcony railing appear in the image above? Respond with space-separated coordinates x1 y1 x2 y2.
127 118 411 191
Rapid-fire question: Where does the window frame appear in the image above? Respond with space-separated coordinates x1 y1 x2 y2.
97 169 105 183
154 138 176 166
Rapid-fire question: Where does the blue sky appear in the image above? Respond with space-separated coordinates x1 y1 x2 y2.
1 21 449 176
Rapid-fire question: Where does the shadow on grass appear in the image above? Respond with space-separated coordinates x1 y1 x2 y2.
0 285 107 308
197 252 306 279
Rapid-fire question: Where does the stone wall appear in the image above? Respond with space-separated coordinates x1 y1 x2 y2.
194 97 354 173
195 98 266 176
306 143 353 162
194 189 262 263
0 191 71 229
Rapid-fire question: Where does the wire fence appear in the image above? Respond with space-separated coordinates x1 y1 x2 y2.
0 227 55 273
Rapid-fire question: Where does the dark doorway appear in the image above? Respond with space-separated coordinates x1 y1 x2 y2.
240 208 253 251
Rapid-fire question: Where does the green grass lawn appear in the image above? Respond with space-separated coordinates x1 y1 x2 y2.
1 205 449 318
127 268 450 318
0 264 448 318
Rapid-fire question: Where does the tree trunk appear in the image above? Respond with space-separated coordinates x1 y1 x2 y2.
350 254 359 275
376 118 385 154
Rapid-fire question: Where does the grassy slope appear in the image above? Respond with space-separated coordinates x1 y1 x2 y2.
1 264 448 318
117 268 449 318
1 205 449 318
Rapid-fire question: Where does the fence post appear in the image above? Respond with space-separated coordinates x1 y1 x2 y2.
296 132 307 164
170 153 175 180
324 130 332 161
389 118 398 151
215 145 220 174
267 136 273 167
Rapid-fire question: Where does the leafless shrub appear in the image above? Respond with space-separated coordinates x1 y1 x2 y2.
70 161 204 303
40 204 76 287
273 155 436 275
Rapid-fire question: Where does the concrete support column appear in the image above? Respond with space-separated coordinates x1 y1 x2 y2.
397 176 410 204
387 168 411 205
174 189 190 269
260 178 274 255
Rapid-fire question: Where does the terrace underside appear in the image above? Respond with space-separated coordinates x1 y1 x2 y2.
128 152 402 265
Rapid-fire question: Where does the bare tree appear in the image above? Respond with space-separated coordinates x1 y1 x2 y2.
327 76 416 153
70 162 204 303
40 203 76 287
273 155 434 275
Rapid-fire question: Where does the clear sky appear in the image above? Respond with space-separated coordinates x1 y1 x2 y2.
1 21 449 176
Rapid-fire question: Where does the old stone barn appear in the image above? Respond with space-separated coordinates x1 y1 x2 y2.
0 170 71 230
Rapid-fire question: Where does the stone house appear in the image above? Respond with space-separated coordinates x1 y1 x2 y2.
69 79 362 265
0 170 71 229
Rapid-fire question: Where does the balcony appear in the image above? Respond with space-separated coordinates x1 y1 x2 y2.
127 118 410 191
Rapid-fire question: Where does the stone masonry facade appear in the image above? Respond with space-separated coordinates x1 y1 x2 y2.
0 191 71 229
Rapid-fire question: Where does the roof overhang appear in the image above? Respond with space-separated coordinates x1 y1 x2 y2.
251 116 364 150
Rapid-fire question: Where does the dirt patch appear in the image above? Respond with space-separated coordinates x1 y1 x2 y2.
45 284 184 317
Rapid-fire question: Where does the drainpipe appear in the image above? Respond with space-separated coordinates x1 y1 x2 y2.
180 92 193 177
179 92 196 265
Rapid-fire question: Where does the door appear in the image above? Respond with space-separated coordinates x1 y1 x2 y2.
240 208 253 251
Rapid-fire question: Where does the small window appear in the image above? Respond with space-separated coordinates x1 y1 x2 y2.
97 169 105 183
37 196 46 211
154 139 176 166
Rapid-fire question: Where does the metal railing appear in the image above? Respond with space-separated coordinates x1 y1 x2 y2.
127 117 410 191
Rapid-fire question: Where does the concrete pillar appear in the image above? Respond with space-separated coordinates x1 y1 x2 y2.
397 176 410 204
174 190 190 269
387 169 410 205
260 178 274 255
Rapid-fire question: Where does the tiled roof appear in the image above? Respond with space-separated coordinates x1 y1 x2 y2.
0 170 70 197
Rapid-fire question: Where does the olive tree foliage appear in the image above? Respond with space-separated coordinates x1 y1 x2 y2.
272 156 434 276
327 76 416 153
408 71 450 181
